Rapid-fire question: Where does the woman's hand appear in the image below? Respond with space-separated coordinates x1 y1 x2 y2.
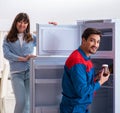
18 56 29 62
27 54 36 59
48 21 58 25
18 54 36 62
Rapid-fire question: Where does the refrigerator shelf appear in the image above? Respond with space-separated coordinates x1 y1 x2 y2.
35 79 61 84
101 86 113 89
34 65 64 69
35 106 59 113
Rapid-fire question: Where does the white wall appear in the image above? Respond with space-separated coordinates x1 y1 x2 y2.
0 0 120 31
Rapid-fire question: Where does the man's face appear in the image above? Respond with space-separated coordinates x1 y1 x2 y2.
82 34 101 56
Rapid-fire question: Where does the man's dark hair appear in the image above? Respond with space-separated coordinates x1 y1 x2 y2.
82 28 102 40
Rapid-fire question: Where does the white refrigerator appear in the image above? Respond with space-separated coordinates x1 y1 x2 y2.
30 19 120 113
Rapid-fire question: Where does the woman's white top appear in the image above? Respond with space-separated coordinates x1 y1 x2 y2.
17 33 24 47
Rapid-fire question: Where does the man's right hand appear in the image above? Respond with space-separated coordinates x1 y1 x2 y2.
98 69 110 86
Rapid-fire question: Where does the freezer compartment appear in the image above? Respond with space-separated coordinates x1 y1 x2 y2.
36 24 79 55
36 21 114 57
78 21 114 52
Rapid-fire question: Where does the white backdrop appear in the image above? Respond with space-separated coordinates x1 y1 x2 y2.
0 0 119 31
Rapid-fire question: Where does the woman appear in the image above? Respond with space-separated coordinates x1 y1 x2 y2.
3 13 36 113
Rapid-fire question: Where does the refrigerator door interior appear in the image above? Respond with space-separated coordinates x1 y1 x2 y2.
30 56 67 113
36 24 80 56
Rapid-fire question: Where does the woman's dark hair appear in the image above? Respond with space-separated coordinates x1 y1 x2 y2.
82 28 102 40
6 12 33 43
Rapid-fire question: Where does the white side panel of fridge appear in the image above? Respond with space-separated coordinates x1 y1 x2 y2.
36 24 80 56
114 20 120 113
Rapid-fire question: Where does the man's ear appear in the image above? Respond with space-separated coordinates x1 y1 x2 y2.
81 38 86 45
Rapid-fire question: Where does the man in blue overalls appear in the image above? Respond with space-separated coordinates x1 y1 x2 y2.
60 28 110 113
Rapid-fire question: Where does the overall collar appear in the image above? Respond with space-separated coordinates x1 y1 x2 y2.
78 47 91 61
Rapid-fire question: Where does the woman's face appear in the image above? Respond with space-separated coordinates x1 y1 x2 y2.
16 20 28 33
